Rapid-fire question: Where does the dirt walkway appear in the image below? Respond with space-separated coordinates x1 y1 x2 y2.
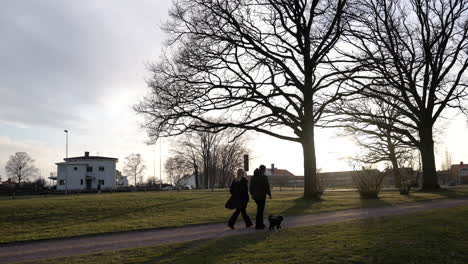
2 197 468 264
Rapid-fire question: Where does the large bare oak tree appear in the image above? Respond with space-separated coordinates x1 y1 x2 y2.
136 0 352 198
344 0 468 189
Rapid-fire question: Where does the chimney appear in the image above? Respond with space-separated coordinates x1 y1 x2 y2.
85 151 90 157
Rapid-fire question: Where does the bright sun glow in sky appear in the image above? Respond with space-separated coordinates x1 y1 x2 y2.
1 0 467 183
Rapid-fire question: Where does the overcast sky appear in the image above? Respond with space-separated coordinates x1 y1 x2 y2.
1 0 467 182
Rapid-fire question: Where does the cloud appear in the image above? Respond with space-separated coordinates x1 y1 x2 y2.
0 0 170 129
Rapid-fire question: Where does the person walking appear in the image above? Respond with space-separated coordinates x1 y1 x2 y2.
227 169 253 229
249 165 271 229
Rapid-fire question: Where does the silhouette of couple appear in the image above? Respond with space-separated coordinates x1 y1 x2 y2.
227 165 271 230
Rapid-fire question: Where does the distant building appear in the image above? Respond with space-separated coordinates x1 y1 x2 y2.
115 170 129 187
246 166 296 188
450 162 468 184
178 174 196 188
0 178 16 187
293 169 398 188
56 151 118 191
265 168 295 177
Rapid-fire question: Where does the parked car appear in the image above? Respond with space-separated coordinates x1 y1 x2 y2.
448 181 457 186
162 186 175 191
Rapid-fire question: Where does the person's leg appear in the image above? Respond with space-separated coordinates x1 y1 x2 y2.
258 199 265 227
240 208 253 227
255 199 266 229
228 209 241 228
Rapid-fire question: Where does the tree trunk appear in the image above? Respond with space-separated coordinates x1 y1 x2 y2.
301 122 320 199
420 125 438 189
390 157 401 188
194 163 199 188
387 141 401 188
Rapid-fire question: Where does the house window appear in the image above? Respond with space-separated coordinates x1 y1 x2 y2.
98 180 105 186
59 180 65 185
74 167 78 171
98 166 105 172
80 179 83 185
87 166 93 172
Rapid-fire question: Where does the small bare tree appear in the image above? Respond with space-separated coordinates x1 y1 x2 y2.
123 153 146 186
5 152 39 186
441 148 453 171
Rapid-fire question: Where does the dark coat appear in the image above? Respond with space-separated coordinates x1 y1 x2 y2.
249 173 271 201
229 177 250 209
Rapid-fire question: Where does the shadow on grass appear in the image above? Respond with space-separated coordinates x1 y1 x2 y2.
144 231 272 264
279 197 322 216
412 188 468 198
358 196 393 208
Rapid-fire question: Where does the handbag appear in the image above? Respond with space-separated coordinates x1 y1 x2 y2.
225 196 235 210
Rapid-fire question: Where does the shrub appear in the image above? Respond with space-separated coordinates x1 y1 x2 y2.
352 169 387 199
317 173 327 196
399 168 415 195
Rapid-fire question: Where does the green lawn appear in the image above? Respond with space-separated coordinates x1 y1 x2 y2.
20 204 468 264
2 188 468 243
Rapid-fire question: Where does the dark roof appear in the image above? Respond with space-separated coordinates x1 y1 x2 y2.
266 168 296 177
64 156 118 162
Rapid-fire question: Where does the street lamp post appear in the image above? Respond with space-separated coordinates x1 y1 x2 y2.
160 139 162 189
64 130 69 194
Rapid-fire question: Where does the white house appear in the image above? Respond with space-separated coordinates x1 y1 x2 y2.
178 174 197 188
116 170 129 187
56 151 119 191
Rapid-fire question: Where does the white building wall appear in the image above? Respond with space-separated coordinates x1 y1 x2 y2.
57 164 87 191
179 175 196 188
57 159 117 191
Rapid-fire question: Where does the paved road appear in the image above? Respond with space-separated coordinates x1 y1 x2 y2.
2 197 468 264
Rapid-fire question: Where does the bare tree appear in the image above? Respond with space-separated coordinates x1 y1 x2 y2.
164 156 191 186
441 148 452 171
169 127 249 188
135 0 354 198
330 97 416 187
5 152 39 186
344 0 468 189
123 153 146 186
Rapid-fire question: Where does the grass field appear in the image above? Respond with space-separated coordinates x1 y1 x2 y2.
2 188 468 244
20 204 468 264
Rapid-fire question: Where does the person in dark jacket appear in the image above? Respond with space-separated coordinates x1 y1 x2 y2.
249 165 271 229
228 169 253 229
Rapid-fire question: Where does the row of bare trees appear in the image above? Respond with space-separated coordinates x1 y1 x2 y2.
164 128 249 188
136 0 468 198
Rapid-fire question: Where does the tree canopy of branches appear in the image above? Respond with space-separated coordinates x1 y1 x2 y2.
136 0 352 198
168 128 249 188
123 153 146 186
165 156 192 186
5 152 39 185
344 0 468 189
330 97 416 187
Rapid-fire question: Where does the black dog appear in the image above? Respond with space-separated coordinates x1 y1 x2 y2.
268 215 284 230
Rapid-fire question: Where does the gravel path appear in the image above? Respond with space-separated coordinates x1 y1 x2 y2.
2 197 468 264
